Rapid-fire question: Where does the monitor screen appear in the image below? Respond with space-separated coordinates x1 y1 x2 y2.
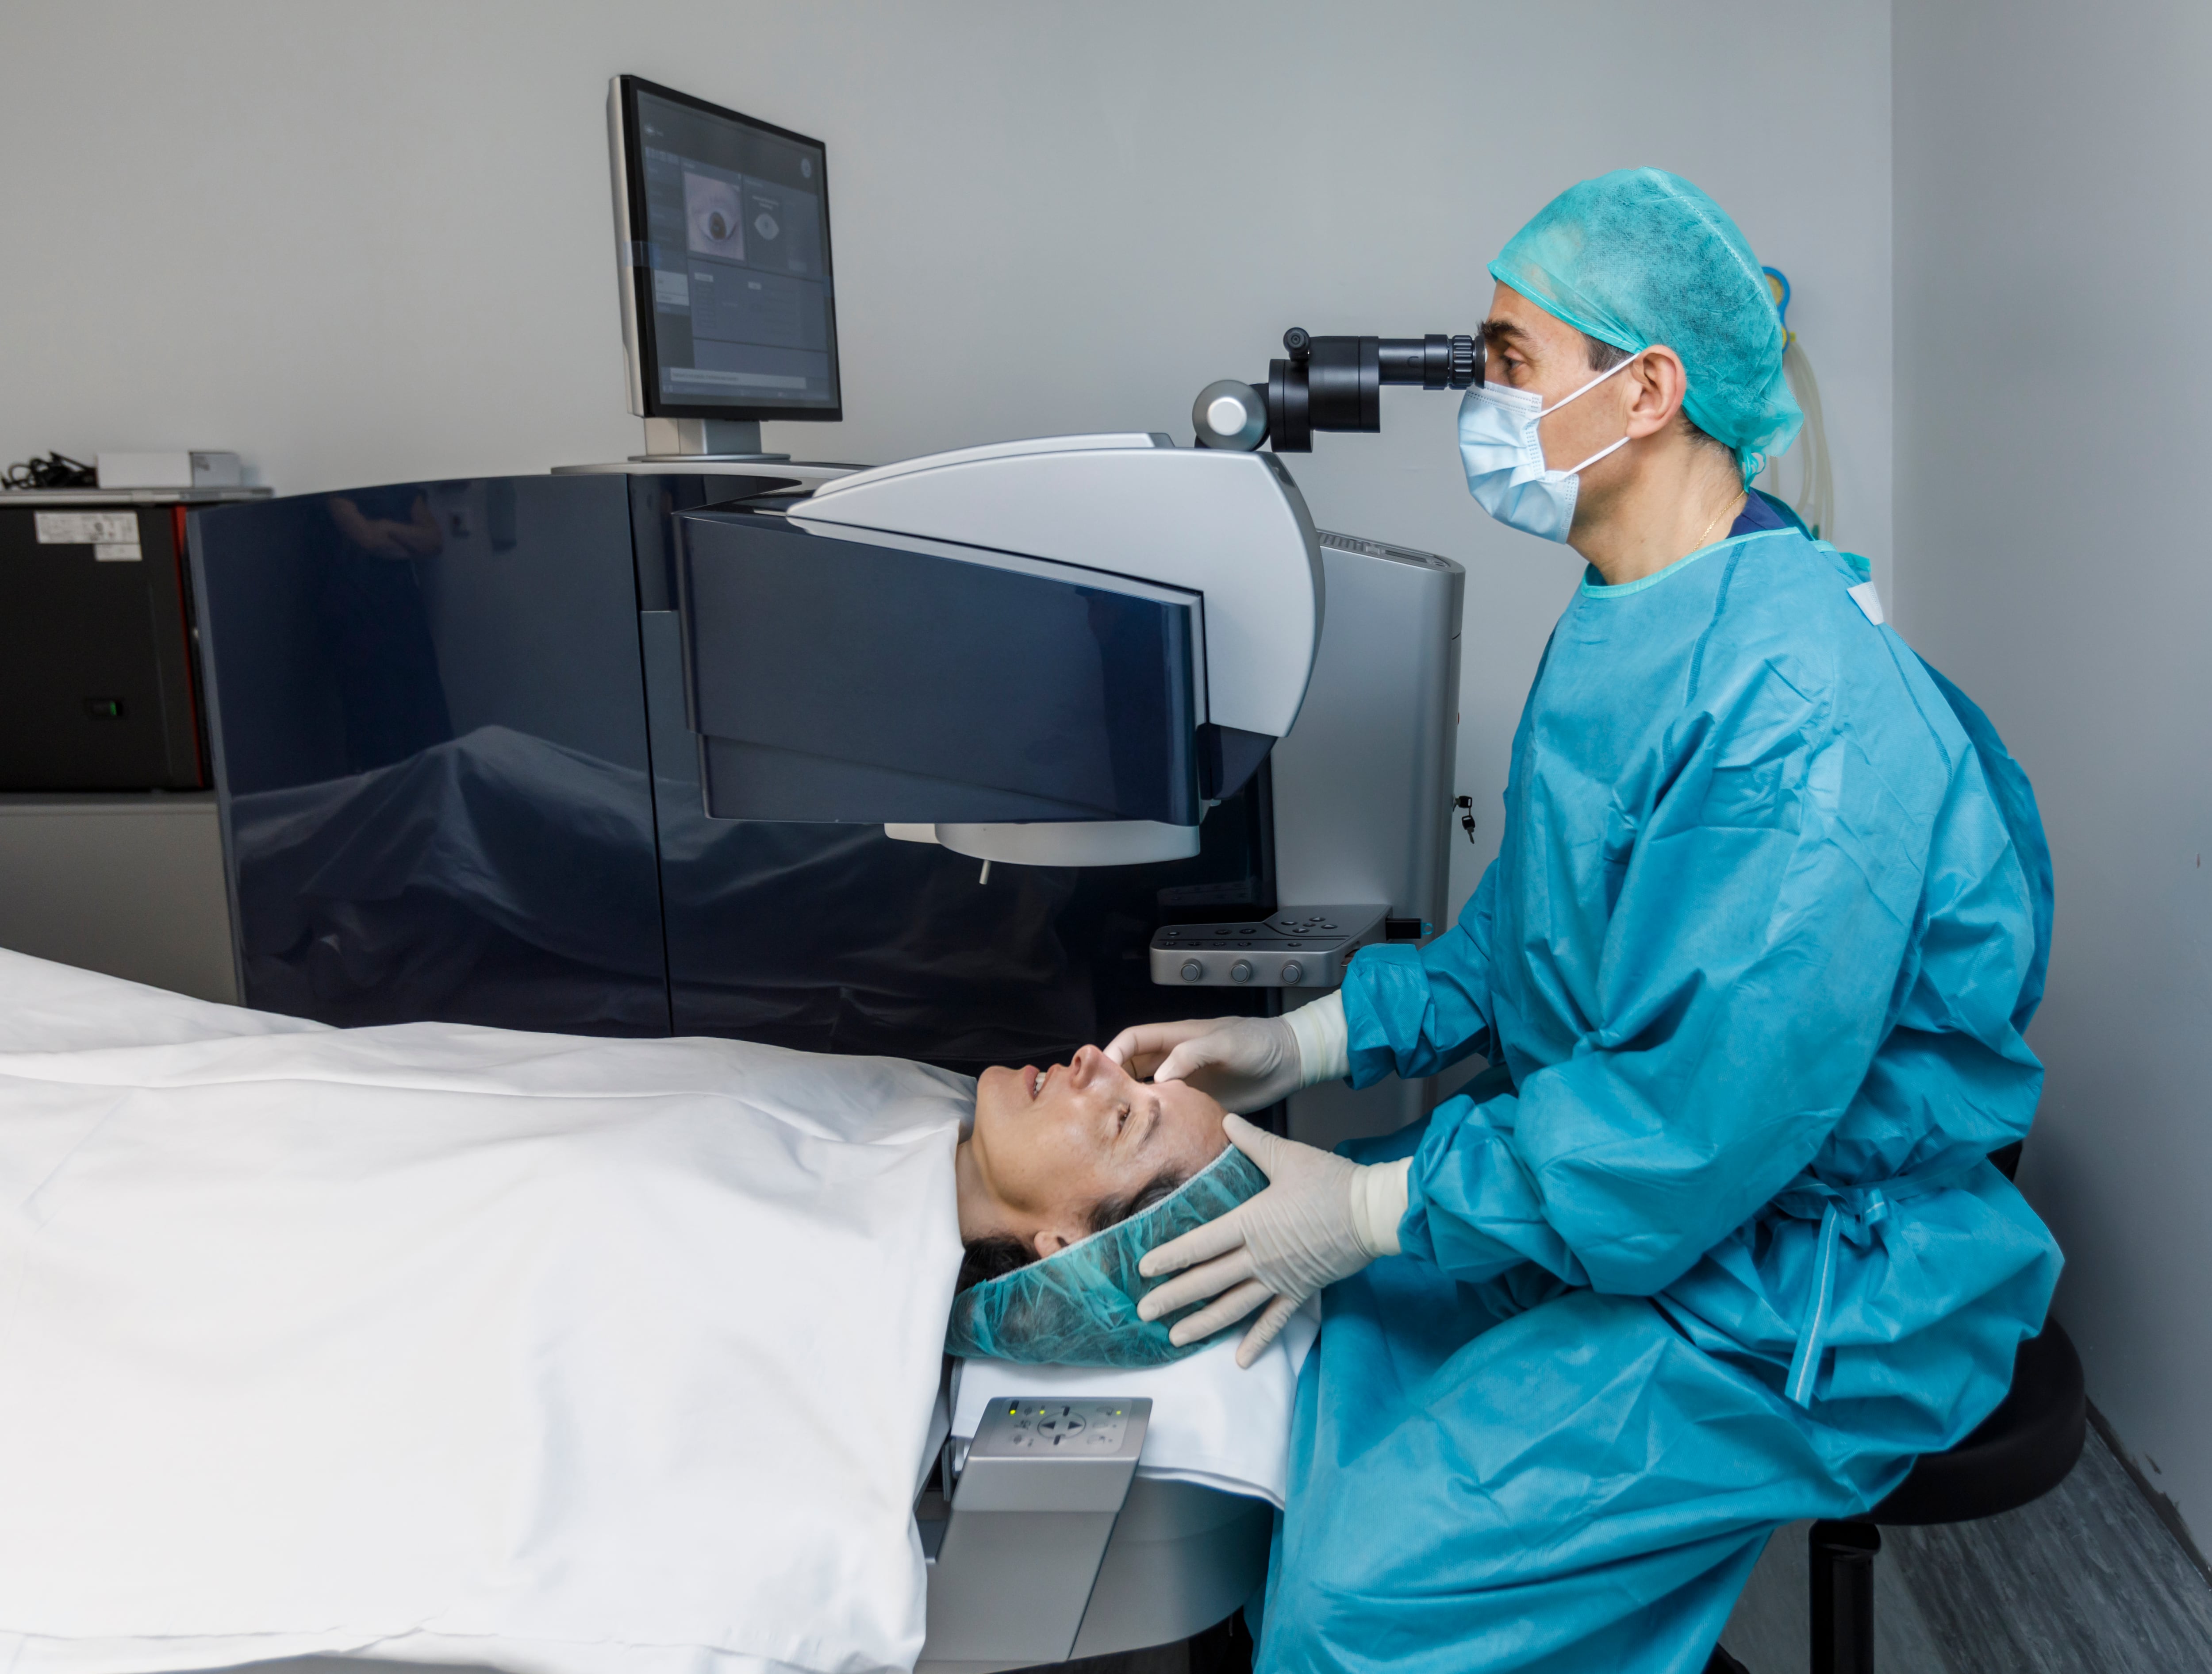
612 77 840 421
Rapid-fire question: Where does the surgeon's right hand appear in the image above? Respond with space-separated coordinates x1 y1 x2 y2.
1103 1014 1303 1114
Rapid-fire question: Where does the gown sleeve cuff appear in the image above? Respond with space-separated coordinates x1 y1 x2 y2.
1284 992 1350 1086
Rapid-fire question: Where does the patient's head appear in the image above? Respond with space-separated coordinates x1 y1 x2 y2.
956 1044 1228 1287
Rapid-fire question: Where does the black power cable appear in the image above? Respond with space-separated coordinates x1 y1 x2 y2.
3 451 98 490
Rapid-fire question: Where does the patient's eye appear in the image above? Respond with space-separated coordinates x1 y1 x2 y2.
1116 1103 1130 1132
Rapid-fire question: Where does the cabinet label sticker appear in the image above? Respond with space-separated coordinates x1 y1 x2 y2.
34 511 141 546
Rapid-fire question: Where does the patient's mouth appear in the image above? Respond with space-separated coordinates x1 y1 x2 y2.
1031 1068 1048 1098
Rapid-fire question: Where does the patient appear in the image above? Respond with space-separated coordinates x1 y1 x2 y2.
956 1043 1229 1290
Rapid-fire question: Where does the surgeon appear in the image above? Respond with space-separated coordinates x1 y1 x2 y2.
1106 167 2061 1674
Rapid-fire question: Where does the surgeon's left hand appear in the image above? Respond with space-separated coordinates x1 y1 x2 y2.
1137 1115 1411 1367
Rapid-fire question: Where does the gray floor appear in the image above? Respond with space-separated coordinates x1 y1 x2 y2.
1721 1424 2212 1672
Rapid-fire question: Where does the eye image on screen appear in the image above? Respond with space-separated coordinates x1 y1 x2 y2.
684 171 745 261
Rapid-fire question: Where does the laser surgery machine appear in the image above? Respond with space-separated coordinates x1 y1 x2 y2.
173 76 1471 1673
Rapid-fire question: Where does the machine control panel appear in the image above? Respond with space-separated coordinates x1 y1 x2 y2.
1149 903 1389 988
949 1397 1152 1515
922 1396 1154 1663
972 1398 1145 1457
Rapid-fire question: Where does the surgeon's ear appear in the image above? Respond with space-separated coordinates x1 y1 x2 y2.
1623 344 1690 439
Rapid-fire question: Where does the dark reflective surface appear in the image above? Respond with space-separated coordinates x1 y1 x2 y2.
641 612 1271 1073
192 477 667 1034
676 507 1200 825
192 473 1273 1067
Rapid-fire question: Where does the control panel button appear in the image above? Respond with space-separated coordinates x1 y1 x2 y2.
1230 960 1254 982
1281 960 1304 984
973 1398 1142 1456
1181 959 1204 982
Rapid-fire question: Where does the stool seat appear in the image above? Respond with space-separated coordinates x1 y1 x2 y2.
1871 1318 2085 1526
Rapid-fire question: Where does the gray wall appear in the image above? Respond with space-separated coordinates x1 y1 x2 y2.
1894 0 2212 1552
0 0 1896 921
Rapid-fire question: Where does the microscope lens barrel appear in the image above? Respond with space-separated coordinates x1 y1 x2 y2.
1305 336 1381 433
1378 335 1483 389
1249 329 1482 450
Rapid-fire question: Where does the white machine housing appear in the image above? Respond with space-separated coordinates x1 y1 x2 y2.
783 433 1325 868
792 434 1323 745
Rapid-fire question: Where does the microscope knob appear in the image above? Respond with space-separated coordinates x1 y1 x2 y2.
1230 959 1255 983
1192 380 1268 450
1181 959 1205 982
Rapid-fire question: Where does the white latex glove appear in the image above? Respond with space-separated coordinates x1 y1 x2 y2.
1136 1114 1410 1367
1103 995 1348 1116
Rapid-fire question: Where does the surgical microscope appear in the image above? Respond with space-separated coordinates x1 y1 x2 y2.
1189 326 1484 451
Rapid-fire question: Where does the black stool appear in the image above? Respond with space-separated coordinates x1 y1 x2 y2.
1807 1138 2085 1674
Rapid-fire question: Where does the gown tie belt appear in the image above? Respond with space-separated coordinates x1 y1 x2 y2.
1771 1158 1983 1407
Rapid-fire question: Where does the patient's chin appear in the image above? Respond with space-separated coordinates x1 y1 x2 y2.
971 1064 1026 1121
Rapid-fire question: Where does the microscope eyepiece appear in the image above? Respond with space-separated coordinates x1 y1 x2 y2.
1197 329 1484 451
1377 334 1484 391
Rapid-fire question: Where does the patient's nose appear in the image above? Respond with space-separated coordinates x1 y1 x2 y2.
1067 1044 1118 1089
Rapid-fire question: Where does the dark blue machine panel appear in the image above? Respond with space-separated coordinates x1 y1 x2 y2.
674 508 1201 826
638 610 1128 1056
189 471 1276 1073
189 476 668 1035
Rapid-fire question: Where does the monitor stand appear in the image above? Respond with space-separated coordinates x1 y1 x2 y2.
553 418 860 485
632 418 791 463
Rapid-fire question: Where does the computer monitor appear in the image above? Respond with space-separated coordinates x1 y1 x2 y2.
609 76 840 441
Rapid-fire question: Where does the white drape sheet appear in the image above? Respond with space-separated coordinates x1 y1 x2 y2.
0 950 968 1674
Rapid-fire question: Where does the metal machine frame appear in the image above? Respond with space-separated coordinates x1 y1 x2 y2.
914 1391 1275 1671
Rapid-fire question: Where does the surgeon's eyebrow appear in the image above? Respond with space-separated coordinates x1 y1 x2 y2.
1481 318 1534 356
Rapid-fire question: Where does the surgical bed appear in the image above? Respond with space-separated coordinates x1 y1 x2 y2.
180 433 1466 1666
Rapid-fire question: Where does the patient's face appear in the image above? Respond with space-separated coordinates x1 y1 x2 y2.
959 1045 1229 1258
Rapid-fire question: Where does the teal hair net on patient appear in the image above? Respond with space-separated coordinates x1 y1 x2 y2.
1489 167 1802 482
946 1144 1269 1367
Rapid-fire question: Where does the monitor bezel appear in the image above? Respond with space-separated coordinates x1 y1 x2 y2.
611 74 843 424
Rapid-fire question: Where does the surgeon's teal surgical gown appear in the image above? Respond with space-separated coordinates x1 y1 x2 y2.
1259 508 2060 1674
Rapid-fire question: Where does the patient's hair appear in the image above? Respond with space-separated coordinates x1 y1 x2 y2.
955 1166 1190 1294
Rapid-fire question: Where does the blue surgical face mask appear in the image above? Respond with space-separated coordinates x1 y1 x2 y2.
1457 356 1639 543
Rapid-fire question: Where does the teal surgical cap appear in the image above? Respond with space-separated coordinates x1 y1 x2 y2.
1489 167 1803 482
946 1145 1268 1368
